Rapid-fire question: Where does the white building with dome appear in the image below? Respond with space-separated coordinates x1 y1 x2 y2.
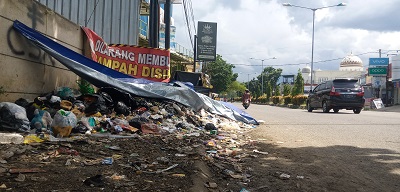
340 53 364 71
302 53 365 92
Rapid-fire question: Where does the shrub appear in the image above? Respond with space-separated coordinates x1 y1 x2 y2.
257 95 268 104
292 95 308 105
235 97 242 102
283 95 292 105
271 96 283 104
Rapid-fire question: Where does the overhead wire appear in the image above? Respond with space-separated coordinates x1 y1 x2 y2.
230 51 380 67
182 0 193 47
85 0 100 26
188 0 196 34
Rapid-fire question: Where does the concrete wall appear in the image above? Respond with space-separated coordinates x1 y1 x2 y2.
0 0 82 102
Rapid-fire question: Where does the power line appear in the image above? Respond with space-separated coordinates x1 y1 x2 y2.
85 0 100 26
188 0 196 34
230 51 379 67
182 0 193 47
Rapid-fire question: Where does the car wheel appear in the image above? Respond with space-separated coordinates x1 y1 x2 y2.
322 101 330 113
307 101 313 112
353 108 362 114
333 109 339 113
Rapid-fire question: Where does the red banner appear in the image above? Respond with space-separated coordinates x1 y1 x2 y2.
82 27 170 82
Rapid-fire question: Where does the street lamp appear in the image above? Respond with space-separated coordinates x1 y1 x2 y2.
283 2 346 91
249 57 277 96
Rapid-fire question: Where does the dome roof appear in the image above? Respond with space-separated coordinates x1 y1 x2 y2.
340 53 363 68
301 66 311 74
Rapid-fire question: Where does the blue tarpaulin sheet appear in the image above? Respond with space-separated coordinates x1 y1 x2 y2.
13 20 258 125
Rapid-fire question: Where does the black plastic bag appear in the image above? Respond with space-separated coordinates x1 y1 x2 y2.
78 94 111 115
114 101 130 116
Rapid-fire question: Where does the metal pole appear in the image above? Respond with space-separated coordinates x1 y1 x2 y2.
261 60 264 95
149 0 159 48
247 74 250 89
193 35 197 72
164 0 171 50
310 9 316 91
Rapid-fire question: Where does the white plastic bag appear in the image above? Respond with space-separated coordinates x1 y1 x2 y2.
51 109 77 137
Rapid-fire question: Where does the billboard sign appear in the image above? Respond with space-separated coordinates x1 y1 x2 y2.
197 21 217 61
369 58 389 66
368 67 387 76
82 27 170 82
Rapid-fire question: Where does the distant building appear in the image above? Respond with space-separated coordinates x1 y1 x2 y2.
302 53 365 93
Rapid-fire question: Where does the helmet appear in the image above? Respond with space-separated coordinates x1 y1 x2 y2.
245 89 249 92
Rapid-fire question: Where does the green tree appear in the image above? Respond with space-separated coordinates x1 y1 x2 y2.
249 79 261 98
225 81 247 98
266 82 272 99
291 69 304 96
274 87 281 96
257 67 283 96
204 55 236 93
283 84 292 96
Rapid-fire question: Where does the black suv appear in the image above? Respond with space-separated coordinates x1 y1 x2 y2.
306 79 365 114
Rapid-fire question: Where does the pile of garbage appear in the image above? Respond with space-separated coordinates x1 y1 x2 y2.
0 86 255 141
0 86 261 190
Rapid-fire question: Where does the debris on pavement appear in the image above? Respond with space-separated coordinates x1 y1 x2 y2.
0 86 260 191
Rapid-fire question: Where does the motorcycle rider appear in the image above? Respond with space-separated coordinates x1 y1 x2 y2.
242 89 251 108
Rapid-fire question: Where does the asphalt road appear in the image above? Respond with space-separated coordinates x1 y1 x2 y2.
230 103 400 191
234 103 400 152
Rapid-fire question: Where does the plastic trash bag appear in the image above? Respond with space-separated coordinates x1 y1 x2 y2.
31 109 53 134
51 109 77 137
114 101 130 116
79 94 111 116
0 102 30 132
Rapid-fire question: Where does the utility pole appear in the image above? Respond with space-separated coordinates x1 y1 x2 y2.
149 0 159 48
193 35 197 72
164 0 171 50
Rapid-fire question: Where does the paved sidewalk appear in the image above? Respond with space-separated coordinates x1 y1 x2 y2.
373 104 400 113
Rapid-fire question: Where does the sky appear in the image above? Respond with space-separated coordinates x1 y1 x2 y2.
172 0 400 83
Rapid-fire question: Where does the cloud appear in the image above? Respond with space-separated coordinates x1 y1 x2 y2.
172 0 400 82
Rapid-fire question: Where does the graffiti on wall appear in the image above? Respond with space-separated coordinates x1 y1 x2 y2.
6 2 55 66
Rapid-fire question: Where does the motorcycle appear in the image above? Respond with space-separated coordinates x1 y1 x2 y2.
243 99 250 109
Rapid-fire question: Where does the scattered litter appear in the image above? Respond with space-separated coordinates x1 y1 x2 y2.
102 157 113 165
171 173 185 177
0 133 24 144
175 153 187 157
65 159 72 166
105 145 122 151
279 173 291 179
253 149 269 155
9 168 46 174
204 182 218 188
108 173 126 180
257 120 265 124
15 173 26 182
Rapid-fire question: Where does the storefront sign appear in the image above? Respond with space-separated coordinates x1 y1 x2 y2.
197 21 217 61
82 27 170 82
368 67 387 76
369 58 389 66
